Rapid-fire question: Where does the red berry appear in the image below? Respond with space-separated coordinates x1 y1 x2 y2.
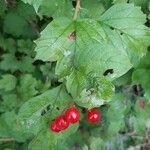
138 100 145 109
50 121 60 132
65 106 80 124
55 115 69 130
87 109 101 123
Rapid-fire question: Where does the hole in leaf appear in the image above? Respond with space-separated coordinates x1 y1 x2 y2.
46 105 51 111
127 0 130 3
103 69 114 76
33 60 45 65
120 32 123 35
110 27 114 30
38 16 53 27
56 107 60 110
148 45 150 51
41 109 46 116
145 19 150 27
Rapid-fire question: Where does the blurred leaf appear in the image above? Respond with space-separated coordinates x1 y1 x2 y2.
15 1 36 20
3 13 28 37
106 94 127 136
0 74 16 91
0 53 19 72
17 74 38 101
132 69 150 99
0 53 35 73
19 56 35 73
1 94 17 111
130 0 150 10
89 137 104 150
0 0 7 17
39 0 73 18
113 0 128 3
17 39 35 55
21 0 42 12
133 101 150 133
0 111 31 142
80 0 105 18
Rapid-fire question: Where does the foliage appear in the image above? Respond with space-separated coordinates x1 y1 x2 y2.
0 0 150 149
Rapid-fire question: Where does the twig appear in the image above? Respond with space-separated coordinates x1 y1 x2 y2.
127 132 143 139
141 140 150 148
73 0 81 20
0 138 15 142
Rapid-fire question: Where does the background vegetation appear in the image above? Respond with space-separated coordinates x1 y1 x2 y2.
0 0 150 149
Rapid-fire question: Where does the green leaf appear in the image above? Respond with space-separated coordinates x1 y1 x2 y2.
3 38 16 53
100 4 146 32
0 53 19 72
89 137 104 150
35 18 74 61
0 0 7 17
18 56 35 73
39 0 73 18
1 94 17 111
66 69 87 98
18 85 71 134
106 94 127 136
113 70 132 86
0 111 31 142
132 52 150 99
67 74 114 108
17 74 38 101
29 124 79 150
15 1 36 20
21 0 42 12
80 0 106 18
35 4 149 108
3 12 28 37
100 4 150 65
35 17 132 78
133 101 150 134
130 0 150 10
0 54 35 73
0 74 16 91
135 51 150 69
113 0 128 3
17 39 35 55
21 0 73 18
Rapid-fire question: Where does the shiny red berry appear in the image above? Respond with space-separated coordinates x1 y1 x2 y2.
87 109 101 123
50 121 60 132
65 106 80 124
55 115 69 130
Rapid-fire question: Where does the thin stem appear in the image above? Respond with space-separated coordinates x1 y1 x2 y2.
73 0 80 20
0 138 14 142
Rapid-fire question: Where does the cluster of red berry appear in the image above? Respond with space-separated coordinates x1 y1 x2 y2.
49 106 101 133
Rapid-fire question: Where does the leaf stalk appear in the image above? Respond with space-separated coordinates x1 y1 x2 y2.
73 0 80 20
